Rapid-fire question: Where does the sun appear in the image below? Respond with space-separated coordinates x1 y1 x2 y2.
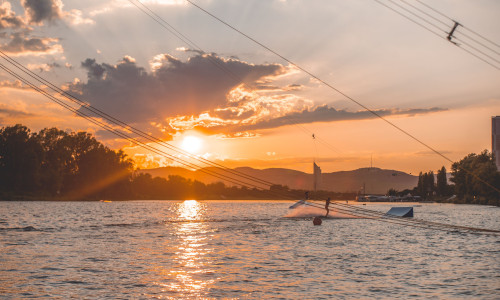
180 135 203 154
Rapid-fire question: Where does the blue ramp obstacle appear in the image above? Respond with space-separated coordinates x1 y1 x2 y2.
385 207 414 218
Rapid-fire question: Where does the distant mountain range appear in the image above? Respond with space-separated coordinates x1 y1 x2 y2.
138 166 418 195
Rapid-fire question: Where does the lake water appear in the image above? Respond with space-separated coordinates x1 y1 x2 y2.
1 200 499 299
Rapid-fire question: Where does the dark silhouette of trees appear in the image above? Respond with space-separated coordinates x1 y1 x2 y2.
0 125 42 192
450 150 500 205
36 127 71 195
409 152 499 205
416 171 435 198
0 125 132 200
436 166 449 196
0 124 383 201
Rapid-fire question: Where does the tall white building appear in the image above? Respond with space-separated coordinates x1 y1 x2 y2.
493 116 500 171
313 162 321 191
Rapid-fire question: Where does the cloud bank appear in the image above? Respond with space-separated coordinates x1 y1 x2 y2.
70 53 287 123
69 52 447 138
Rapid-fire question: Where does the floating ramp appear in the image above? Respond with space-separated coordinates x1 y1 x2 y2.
385 207 414 218
289 200 315 209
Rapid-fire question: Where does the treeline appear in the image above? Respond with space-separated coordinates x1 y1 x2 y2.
390 150 500 206
131 173 354 200
0 124 133 200
0 124 354 201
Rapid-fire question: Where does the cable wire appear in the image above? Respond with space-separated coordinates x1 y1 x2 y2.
184 0 500 195
373 0 500 69
3 57 498 234
1 2 498 235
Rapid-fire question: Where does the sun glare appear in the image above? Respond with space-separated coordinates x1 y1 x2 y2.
181 136 203 153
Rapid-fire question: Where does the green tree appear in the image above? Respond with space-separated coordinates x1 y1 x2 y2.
0 124 42 192
387 188 398 196
436 166 448 196
450 150 500 203
416 171 424 196
61 131 133 199
35 127 71 195
425 171 435 197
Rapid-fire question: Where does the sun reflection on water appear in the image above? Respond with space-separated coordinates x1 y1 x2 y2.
178 200 202 220
152 200 217 299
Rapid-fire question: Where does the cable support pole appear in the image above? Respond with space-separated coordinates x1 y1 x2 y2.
121 0 500 197
414 0 500 49
185 0 458 167
373 0 500 70
1 4 498 235
131 0 500 195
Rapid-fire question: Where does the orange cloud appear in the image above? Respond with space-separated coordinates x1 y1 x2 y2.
0 32 62 56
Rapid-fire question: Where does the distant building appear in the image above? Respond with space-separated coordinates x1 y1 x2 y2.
493 116 500 170
313 162 321 191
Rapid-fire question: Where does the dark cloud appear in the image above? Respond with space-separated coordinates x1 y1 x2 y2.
22 0 62 24
81 58 105 80
1 32 61 55
70 53 287 124
286 84 303 91
211 105 448 133
69 53 447 137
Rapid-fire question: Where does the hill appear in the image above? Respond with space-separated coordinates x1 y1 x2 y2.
138 166 418 195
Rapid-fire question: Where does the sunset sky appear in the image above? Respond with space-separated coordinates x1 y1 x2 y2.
0 0 498 174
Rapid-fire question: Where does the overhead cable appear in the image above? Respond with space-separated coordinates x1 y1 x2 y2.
373 0 500 70
127 0 337 158
3 54 498 235
0 50 283 191
183 0 500 195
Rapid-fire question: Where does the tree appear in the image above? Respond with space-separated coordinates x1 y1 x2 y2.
416 171 436 198
416 172 424 196
58 131 133 199
424 171 435 197
387 188 398 196
0 124 42 192
35 127 71 195
436 166 448 196
0 125 134 199
450 150 500 203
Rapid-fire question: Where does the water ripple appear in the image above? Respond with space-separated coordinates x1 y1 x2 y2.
0 201 498 299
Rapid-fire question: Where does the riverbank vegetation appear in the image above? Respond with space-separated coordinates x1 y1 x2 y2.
1 124 498 203
0 124 354 201
389 151 499 206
